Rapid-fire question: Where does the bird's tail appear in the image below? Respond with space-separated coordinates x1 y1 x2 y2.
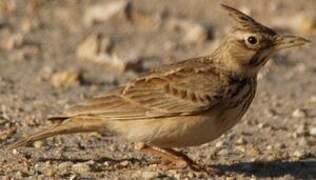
7 117 105 150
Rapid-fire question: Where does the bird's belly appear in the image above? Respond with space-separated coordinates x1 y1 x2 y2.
106 106 246 148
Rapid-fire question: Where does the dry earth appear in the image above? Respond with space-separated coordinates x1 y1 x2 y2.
0 0 315 179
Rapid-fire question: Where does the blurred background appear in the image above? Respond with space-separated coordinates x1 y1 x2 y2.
0 0 315 179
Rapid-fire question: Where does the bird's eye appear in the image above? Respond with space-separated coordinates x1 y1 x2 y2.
247 36 257 44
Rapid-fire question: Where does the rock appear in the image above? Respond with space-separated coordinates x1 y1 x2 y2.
0 126 16 140
20 18 40 33
94 54 126 73
248 146 261 157
58 161 73 171
257 122 268 129
83 0 130 26
76 33 125 73
295 123 309 137
141 171 160 179
293 150 306 159
310 96 316 103
72 163 91 174
272 14 316 34
1 32 24 51
166 18 209 44
119 160 129 167
76 33 112 59
50 70 80 88
43 162 56 177
235 137 247 145
292 108 307 118
309 127 316 137
33 140 43 148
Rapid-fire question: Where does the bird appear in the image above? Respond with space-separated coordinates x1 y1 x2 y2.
8 4 309 173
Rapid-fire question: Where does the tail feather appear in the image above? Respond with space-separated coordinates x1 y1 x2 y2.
7 117 105 150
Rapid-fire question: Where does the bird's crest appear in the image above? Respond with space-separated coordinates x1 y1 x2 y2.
221 4 276 35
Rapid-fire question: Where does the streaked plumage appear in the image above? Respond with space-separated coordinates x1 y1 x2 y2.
8 4 309 172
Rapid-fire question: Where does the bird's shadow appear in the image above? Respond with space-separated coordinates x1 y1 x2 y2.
214 157 316 179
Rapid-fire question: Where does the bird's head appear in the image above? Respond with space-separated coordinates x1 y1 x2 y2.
217 4 310 77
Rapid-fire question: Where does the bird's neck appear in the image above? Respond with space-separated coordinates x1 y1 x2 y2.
208 45 259 79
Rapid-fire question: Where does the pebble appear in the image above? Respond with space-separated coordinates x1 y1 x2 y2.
309 127 316 137
119 160 129 167
83 0 130 26
141 171 160 179
272 14 316 34
291 15 316 34
76 33 125 73
310 96 316 103
50 70 80 88
257 122 268 129
292 108 307 118
42 162 56 177
166 18 209 44
33 140 43 148
293 150 306 159
0 126 16 140
235 137 247 145
295 123 309 137
76 33 112 59
58 161 73 171
72 163 91 174
1 32 24 51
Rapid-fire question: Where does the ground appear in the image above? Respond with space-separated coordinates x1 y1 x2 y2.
0 0 315 179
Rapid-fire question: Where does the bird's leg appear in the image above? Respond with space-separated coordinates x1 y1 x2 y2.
137 143 217 174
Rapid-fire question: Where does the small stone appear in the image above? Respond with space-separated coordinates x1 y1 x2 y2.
103 161 111 166
76 33 125 73
166 18 208 44
293 150 305 159
225 176 236 180
119 160 129 167
1 33 24 50
292 108 307 118
83 0 130 26
76 33 112 59
257 122 268 129
235 145 246 153
58 161 73 171
141 171 160 179
310 96 316 103
44 168 56 177
217 148 229 155
296 123 309 137
248 147 261 157
12 149 18 155
292 15 316 34
33 140 43 148
43 163 56 177
50 70 80 88
235 137 247 145
72 163 91 174
0 127 16 140
215 140 224 148
272 14 316 34
266 145 273 151
309 127 316 136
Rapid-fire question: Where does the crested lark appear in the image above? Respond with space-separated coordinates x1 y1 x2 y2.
9 5 309 172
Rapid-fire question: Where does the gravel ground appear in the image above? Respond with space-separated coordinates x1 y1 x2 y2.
0 0 315 179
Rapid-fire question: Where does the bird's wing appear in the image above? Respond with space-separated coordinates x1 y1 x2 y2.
59 61 228 120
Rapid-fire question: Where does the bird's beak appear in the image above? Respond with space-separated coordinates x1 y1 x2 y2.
274 35 310 50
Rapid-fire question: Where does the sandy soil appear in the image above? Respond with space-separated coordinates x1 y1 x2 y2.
0 0 315 179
